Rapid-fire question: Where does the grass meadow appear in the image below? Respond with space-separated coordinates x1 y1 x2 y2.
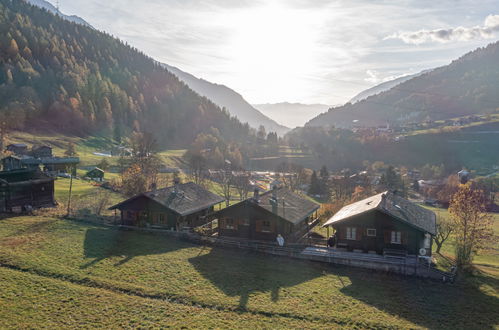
0 215 497 329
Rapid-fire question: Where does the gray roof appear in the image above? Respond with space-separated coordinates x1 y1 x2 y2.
323 191 436 235
109 182 224 216
255 188 320 225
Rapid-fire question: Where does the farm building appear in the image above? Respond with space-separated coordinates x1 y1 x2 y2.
6 143 28 155
0 169 56 212
31 145 53 158
214 186 320 243
109 182 224 230
1 155 26 171
22 157 79 175
323 191 436 256
85 167 104 181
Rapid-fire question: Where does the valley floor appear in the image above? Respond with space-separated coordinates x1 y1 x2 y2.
0 216 498 329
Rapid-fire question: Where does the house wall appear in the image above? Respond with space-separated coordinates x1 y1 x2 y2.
118 196 214 230
3 179 55 211
333 210 429 256
216 202 301 242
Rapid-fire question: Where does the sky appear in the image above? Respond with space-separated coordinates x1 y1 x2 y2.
55 0 499 105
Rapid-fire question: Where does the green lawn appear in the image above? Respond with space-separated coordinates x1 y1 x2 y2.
0 216 497 328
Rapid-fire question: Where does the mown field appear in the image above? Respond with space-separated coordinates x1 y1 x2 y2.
0 216 497 329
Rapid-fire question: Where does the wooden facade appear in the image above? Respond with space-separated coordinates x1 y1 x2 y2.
109 182 224 230
0 169 56 212
215 188 320 243
332 210 432 255
324 191 436 257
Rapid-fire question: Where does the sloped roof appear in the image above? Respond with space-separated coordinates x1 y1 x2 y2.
323 191 436 235
255 188 320 225
109 182 224 216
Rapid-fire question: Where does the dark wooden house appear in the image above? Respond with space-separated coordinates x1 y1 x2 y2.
323 191 436 256
31 145 53 158
215 187 320 242
0 169 56 212
85 167 105 181
6 143 28 155
2 155 25 171
109 182 224 230
22 157 79 175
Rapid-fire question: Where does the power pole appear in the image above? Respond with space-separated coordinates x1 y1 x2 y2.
66 165 73 217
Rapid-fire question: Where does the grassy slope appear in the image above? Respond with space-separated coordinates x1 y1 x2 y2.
0 216 497 329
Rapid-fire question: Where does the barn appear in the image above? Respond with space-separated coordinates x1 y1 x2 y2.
215 186 320 243
322 191 436 256
0 169 56 212
109 182 224 230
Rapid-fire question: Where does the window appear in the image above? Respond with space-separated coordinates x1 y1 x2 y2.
261 220 272 233
126 211 134 219
240 218 249 226
424 233 431 248
366 228 376 237
391 231 402 244
224 218 235 230
159 214 165 224
346 227 356 240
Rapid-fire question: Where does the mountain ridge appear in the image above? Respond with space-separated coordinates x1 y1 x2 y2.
306 41 499 128
162 64 290 136
26 0 92 27
253 102 331 128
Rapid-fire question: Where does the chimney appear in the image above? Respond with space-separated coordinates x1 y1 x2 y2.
272 185 278 199
253 188 259 203
173 177 180 194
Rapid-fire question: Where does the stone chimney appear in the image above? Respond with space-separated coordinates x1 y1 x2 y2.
253 188 260 203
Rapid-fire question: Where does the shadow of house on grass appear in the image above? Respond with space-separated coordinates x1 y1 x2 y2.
81 227 190 269
339 270 499 329
189 248 321 309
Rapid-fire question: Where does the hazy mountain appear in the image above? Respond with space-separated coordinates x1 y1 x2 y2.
253 102 331 128
349 70 430 104
0 0 254 147
162 64 289 136
307 41 499 128
26 0 93 27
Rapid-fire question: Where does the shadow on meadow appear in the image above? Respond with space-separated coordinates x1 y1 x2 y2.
340 270 499 329
81 228 189 268
189 248 321 309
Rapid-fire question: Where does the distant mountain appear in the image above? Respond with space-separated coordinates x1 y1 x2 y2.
162 64 289 136
0 0 254 148
253 102 331 128
349 70 430 104
26 0 92 27
307 41 499 128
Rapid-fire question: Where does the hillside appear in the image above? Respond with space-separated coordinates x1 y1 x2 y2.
307 41 499 128
163 64 289 136
253 102 330 128
26 0 92 27
348 70 430 104
0 0 252 148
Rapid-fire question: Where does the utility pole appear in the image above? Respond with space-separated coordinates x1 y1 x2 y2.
66 165 73 217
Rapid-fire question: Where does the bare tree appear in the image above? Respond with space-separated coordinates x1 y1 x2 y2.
434 212 453 254
449 184 495 268
233 171 251 201
186 151 207 186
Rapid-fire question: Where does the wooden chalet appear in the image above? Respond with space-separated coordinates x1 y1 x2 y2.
0 169 56 212
31 145 53 158
85 167 105 181
6 143 28 155
323 191 436 256
109 182 224 230
215 187 320 242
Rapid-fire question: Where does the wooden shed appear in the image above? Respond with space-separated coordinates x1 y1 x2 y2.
109 182 224 230
6 143 28 155
85 167 105 181
323 191 436 256
0 169 56 212
214 187 320 243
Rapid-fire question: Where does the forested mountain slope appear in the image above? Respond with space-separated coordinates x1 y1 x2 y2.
0 0 253 147
26 0 92 27
307 41 499 128
163 64 289 136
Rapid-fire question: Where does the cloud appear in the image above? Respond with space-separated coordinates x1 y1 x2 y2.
386 14 499 44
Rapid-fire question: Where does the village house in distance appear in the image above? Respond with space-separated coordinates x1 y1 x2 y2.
214 186 320 243
109 181 224 230
323 191 436 257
